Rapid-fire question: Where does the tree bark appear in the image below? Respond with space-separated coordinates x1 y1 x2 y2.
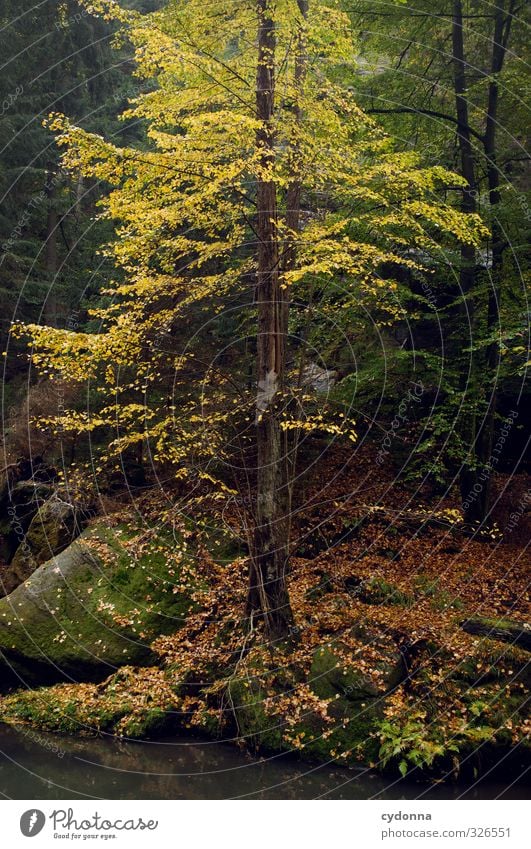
457 1 516 524
247 0 293 639
281 0 308 530
475 1 516 499
461 617 531 652
452 0 486 523
44 163 59 327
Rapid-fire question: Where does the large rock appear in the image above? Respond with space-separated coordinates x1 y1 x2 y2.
0 458 58 561
0 495 86 597
309 631 405 702
0 520 199 688
0 481 53 564
223 632 406 764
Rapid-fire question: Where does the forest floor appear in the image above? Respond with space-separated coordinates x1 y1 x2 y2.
1 441 529 780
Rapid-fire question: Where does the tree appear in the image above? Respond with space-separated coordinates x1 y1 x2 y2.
352 0 529 521
13 0 486 638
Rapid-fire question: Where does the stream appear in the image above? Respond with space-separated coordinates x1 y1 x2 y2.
0 725 528 800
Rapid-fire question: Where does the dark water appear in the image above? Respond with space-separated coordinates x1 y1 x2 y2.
0 725 528 800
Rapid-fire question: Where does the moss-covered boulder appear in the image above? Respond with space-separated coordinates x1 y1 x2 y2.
214 633 405 765
345 575 413 607
309 635 404 702
261 633 402 762
0 666 180 737
0 520 200 688
226 675 284 751
310 646 378 700
0 495 86 597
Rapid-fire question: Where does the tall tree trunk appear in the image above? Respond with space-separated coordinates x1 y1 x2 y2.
475 1 515 500
247 0 293 639
44 163 58 326
456 1 516 523
282 0 308 279
282 0 308 525
452 0 484 522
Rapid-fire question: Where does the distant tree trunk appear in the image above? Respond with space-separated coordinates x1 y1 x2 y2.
452 0 487 523
456 0 516 524
484 2 514 281
44 163 59 327
475 1 516 503
247 0 294 639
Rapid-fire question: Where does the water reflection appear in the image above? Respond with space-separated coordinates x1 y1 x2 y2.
0 726 527 800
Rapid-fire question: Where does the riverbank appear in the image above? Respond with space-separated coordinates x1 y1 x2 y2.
0 504 529 782
0 448 529 785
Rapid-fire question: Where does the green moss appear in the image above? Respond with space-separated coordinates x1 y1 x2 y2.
474 617 525 630
120 708 172 739
185 521 247 566
194 708 222 737
359 576 413 607
310 646 380 700
0 667 179 737
0 519 204 682
0 686 114 734
285 695 380 765
413 576 464 611
87 522 200 633
226 677 283 751
309 639 403 702
451 645 530 688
